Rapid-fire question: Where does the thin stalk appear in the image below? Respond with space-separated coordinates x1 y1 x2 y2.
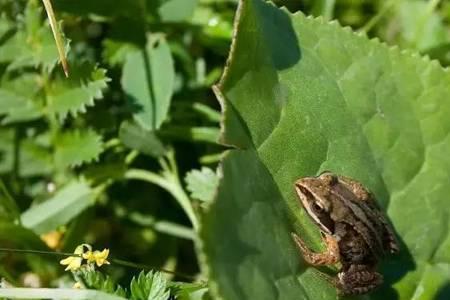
360 0 396 33
124 169 199 231
0 247 202 281
41 0 69 76
0 178 20 219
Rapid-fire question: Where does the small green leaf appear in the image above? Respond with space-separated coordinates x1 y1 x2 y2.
157 0 198 22
21 180 96 234
55 129 103 168
50 65 110 121
185 167 219 202
119 121 166 158
79 269 128 298
122 35 175 130
130 271 170 300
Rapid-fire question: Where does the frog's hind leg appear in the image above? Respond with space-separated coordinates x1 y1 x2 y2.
291 233 340 265
336 265 383 296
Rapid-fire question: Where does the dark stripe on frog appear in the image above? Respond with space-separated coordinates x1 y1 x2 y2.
330 187 385 257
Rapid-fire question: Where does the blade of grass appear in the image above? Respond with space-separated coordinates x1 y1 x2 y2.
41 0 69 77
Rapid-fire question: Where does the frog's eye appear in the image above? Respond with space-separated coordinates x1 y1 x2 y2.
312 202 324 212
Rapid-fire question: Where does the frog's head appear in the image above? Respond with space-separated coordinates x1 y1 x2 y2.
294 172 336 234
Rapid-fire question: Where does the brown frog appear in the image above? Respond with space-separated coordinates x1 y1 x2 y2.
291 172 399 295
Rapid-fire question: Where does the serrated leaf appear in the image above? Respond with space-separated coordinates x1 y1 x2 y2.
130 271 170 300
21 180 96 234
185 167 218 202
54 129 103 168
50 65 110 121
79 269 127 298
0 0 60 72
119 121 166 158
122 35 175 131
200 1 450 300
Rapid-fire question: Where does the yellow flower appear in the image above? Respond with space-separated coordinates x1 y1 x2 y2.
60 256 82 271
83 248 110 267
73 282 82 289
59 244 87 272
41 230 63 249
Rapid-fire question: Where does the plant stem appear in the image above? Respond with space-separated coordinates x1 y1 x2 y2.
124 169 199 231
360 0 396 33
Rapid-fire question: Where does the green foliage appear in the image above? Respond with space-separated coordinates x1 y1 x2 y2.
2 0 450 300
0 0 59 71
121 35 175 131
200 1 450 300
119 121 166 158
78 268 128 298
20 180 96 234
54 129 103 168
130 271 170 300
50 65 110 121
185 167 218 202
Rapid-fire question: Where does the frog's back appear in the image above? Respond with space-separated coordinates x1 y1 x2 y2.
337 177 398 256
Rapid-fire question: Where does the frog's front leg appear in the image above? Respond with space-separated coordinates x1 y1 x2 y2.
291 233 340 265
336 265 383 295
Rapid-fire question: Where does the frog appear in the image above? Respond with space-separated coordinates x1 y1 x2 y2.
291 172 399 295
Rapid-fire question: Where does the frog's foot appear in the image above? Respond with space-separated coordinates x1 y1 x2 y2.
291 232 340 266
335 265 383 296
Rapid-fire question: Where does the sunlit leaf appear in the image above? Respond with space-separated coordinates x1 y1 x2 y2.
130 271 170 300
200 0 450 299
185 167 218 202
122 35 175 131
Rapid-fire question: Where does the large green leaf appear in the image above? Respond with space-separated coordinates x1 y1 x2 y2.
121 35 175 131
200 0 450 299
